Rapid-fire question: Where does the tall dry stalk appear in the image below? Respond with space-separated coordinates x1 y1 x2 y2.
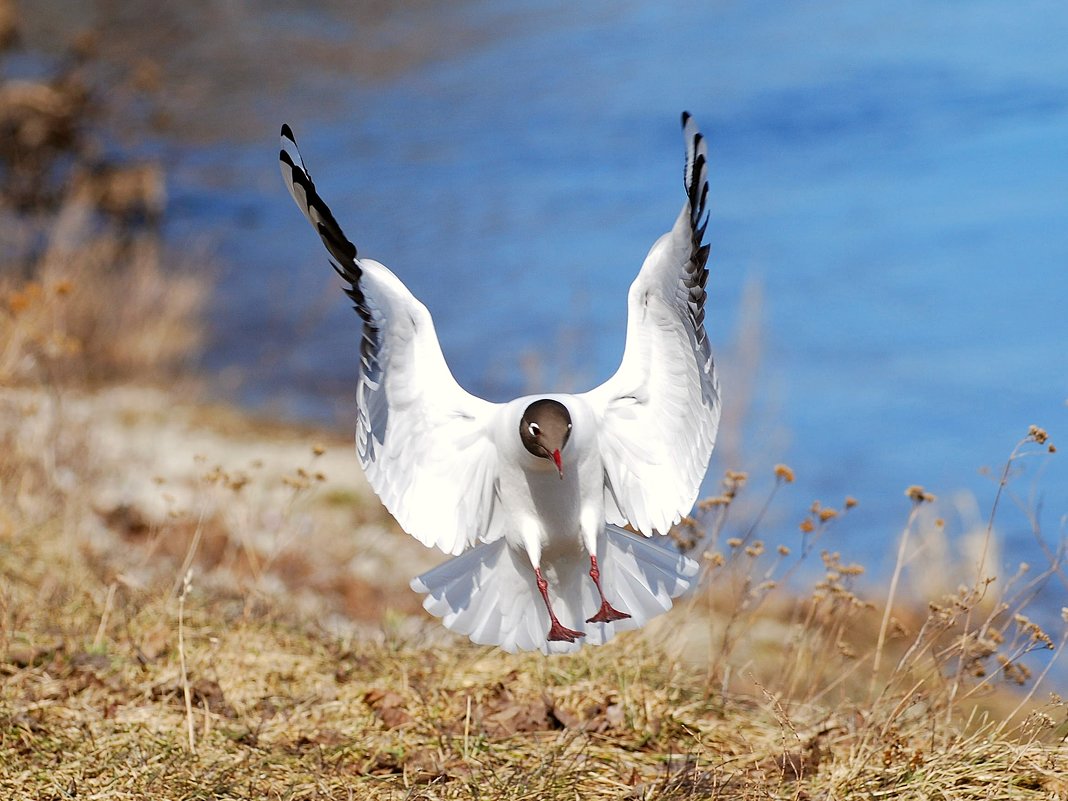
870 493 929 697
177 568 196 754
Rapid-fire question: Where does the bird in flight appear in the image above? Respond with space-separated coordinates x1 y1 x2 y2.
279 113 720 653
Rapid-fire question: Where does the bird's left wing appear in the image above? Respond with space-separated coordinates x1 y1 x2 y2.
280 125 502 556
580 112 721 536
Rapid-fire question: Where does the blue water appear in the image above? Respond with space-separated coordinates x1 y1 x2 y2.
168 2 1067 620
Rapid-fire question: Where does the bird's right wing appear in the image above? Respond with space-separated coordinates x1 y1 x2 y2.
280 125 501 556
580 112 720 537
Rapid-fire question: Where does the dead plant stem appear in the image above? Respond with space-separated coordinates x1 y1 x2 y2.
178 569 196 754
871 504 920 698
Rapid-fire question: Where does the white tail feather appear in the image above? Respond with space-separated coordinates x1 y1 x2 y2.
411 526 699 654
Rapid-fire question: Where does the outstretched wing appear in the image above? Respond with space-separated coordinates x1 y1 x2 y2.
580 112 721 536
280 125 501 556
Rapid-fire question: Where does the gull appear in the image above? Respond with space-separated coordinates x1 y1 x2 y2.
279 113 720 653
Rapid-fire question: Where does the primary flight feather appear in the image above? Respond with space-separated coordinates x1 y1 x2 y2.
279 113 720 653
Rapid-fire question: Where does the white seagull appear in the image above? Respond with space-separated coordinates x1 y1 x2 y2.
279 113 720 654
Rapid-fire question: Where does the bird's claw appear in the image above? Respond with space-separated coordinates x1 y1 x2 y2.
546 621 586 642
586 601 631 624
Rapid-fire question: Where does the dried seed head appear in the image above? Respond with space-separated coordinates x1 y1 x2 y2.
818 508 838 522
799 518 815 534
1028 425 1048 444
843 496 858 510
704 551 726 567
905 485 936 504
773 463 795 483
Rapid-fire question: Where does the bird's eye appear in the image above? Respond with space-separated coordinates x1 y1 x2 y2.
528 423 540 437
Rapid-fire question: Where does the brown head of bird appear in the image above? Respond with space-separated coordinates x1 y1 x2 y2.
519 399 572 478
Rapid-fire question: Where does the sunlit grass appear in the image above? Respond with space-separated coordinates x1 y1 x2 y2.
1 363 1065 799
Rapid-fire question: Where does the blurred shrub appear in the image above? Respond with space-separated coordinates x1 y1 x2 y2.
0 11 208 385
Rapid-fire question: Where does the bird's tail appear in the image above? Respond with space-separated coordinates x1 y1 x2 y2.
410 526 699 654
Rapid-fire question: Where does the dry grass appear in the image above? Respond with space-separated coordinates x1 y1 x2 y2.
2 522 1065 801
1 12 209 388
0 233 208 387
1 372 1066 799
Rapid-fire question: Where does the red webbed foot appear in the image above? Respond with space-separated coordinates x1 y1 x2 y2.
586 601 631 624
546 620 586 642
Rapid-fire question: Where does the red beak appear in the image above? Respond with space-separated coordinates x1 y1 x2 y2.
552 449 563 479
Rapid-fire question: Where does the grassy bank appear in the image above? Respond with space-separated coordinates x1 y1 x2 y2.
2 585 1065 800
1 379 1065 800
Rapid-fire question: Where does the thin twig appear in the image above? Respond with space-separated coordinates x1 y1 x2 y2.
995 628 1068 738
171 505 207 598
870 504 920 697
92 581 118 650
945 437 1029 724
178 569 196 754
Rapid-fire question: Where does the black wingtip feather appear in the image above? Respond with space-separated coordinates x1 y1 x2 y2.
278 130 359 267
696 244 710 268
279 127 367 320
695 219 708 244
316 220 357 265
688 153 706 207
677 112 713 354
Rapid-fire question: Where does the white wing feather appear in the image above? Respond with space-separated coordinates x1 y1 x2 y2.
580 112 721 536
280 125 500 555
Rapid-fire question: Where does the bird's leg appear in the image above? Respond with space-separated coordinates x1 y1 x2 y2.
585 555 631 623
534 568 585 642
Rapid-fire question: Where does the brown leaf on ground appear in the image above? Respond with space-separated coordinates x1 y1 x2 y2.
483 696 555 736
551 695 626 733
3 640 64 668
95 502 151 539
364 688 412 729
469 684 556 737
151 675 236 718
287 728 348 753
135 624 172 662
403 747 441 784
